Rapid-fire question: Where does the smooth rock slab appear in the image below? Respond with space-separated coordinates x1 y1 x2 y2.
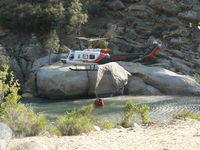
118 62 200 95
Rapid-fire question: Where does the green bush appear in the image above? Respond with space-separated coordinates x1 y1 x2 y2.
102 120 115 129
1 103 59 137
138 104 152 125
92 40 109 49
0 65 59 137
120 100 137 128
57 105 98 135
194 74 200 83
0 3 66 33
120 100 152 128
173 108 200 121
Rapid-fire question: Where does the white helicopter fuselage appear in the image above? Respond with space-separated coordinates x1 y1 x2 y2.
61 49 106 66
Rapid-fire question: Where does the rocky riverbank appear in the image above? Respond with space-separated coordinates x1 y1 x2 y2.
35 61 200 99
6 119 200 150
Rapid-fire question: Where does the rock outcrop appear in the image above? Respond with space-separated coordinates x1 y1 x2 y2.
36 61 200 98
37 62 130 98
119 62 200 96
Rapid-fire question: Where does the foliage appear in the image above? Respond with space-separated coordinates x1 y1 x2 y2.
58 44 69 53
68 0 88 35
1 103 59 137
120 100 137 128
102 120 115 129
56 105 98 135
0 3 66 33
173 108 200 121
194 74 200 83
91 40 109 49
0 65 59 137
0 46 10 70
138 104 152 125
0 65 20 104
44 30 60 64
120 100 152 128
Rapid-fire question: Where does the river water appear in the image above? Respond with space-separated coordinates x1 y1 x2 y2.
21 95 200 123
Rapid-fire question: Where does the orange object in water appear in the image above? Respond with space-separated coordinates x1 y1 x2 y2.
94 98 104 107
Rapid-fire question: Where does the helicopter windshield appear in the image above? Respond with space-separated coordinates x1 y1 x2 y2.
69 54 74 60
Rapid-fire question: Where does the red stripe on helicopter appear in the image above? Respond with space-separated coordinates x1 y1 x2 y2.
111 56 128 61
143 45 160 58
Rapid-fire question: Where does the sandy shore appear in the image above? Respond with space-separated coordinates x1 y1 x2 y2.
7 119 200 150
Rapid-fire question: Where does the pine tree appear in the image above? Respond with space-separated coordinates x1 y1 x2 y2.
68 0 88 49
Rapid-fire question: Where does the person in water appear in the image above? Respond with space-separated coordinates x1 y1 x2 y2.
94 98 104 107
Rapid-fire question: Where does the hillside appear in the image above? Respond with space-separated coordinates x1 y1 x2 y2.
0 0 199 94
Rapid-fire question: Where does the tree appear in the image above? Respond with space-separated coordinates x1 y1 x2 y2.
68 0 88 49
44 30 60 65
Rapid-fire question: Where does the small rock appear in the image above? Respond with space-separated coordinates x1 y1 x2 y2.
94 125 101 131
134 123 140 128
21 93 34 98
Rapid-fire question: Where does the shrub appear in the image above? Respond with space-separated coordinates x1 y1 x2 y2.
0 65 59 137
92 40 109 49
57 105 98 136
120 100 152 128
173 108 200 121
138 104 152 125
0 103 59 137
120 100 137 128
102 120 115 129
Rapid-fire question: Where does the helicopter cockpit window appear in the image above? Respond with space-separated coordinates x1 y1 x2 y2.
83 54 88 59
89 55 95 59
69 54 74 60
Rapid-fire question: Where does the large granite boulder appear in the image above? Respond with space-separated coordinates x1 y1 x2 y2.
37 62 89 98
88 62 131 96
127 76 160 95
119 62 200 95
37 62 130 98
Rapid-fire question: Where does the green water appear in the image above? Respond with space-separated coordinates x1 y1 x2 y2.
22 95 200 123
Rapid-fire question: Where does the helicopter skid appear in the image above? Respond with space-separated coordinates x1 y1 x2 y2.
69 68 98 71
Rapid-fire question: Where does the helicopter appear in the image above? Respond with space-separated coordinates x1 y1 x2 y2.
60 38 161 71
